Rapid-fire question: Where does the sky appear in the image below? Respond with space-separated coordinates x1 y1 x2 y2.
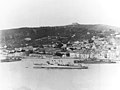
0 0 120 30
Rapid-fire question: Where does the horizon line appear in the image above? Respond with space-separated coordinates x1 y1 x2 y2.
0 23 119 31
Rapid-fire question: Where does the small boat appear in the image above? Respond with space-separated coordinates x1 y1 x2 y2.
1 56 21 62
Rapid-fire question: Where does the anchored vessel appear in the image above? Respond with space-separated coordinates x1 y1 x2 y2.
1 56 21 62
33 64 88 69
33 58 88 69
74 59 116 64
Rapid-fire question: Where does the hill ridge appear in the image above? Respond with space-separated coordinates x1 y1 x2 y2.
0 24 120 48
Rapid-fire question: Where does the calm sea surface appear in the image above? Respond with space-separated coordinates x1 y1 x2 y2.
0 61 120 90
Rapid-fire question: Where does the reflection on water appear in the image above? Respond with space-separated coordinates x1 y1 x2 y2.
0 62 120 90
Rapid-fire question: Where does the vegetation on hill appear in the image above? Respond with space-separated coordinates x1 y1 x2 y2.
0 23 120 48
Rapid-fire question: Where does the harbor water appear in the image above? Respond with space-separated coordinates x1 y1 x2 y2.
0 61 120 90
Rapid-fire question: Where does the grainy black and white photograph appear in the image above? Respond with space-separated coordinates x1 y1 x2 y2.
0 0 120 90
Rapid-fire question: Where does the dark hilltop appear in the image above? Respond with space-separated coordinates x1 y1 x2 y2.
0 23 120 48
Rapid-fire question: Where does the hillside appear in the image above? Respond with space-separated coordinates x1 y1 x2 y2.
0 23 120 48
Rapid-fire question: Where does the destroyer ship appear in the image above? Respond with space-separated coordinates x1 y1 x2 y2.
33 64 88 69
33 58 88 69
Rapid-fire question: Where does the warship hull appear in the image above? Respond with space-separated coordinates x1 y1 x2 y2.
33 64 88 69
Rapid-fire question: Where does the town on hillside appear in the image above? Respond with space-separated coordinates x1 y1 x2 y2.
0 34 120 63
